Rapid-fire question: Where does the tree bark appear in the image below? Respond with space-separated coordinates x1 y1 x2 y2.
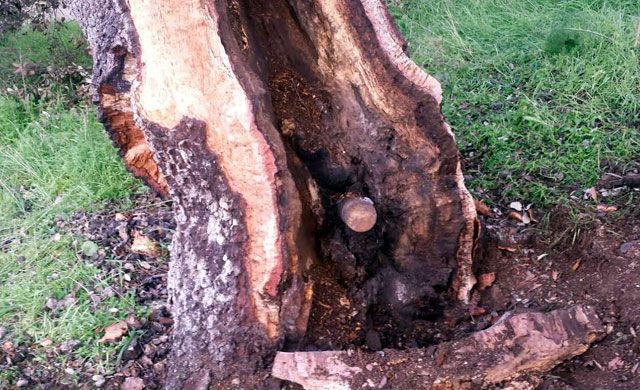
72 0 477 387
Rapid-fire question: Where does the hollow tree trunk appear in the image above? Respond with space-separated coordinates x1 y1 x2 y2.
72 0 477 387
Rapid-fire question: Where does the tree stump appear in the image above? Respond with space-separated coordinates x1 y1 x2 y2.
72 0 477 386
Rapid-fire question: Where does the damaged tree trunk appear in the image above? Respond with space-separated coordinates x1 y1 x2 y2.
72 0 477 387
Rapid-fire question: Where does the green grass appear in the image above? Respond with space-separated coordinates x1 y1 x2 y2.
390 0 640 206
0 23 145 385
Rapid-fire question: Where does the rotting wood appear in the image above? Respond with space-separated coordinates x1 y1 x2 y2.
273 305 605 389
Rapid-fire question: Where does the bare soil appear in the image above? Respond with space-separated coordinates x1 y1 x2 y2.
5 189 640 389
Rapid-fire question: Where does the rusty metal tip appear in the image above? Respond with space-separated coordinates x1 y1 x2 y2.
339 197 377 233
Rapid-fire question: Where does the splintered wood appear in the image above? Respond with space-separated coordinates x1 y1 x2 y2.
273 305 604 389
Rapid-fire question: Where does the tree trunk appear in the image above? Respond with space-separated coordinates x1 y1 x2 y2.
72 0 477 387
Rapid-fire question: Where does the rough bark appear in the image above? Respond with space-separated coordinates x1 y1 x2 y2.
273 305 605 389
72 0 477 386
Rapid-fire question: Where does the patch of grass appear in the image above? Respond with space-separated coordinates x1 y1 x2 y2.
390 0 640 207
0 22 91 87
0 25 145 384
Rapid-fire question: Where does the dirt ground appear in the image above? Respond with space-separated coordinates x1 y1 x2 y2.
304 188 640 389
4 187 640 389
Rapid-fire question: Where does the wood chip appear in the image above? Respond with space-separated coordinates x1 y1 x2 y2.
585 187 598 201
571 259 582 272
497 245 517 253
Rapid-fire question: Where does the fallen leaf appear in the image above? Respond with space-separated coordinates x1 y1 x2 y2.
497 244 517 253
474 198 495 218
571 259 582 272
469 306 486 316
131 231 160 257
551 270 560 281
584 187 598 201
508 211 524 222
99 321 128 344
509 201 523 211
40 339 53 347
477 272 496 291
596 204 618 213
527 208 539 223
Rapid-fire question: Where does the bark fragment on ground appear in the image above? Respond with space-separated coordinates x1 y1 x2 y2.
273 305 605 389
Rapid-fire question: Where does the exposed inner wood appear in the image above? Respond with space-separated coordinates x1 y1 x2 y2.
127 0 290 339
97 49 167 195
272 305 605 389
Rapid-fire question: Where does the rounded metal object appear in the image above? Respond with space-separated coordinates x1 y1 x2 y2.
339 196 377 233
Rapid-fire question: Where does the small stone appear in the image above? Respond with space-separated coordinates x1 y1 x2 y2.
92 375 105 387
16 378 28 387
620 241 640 255
64 368 75 375
231 378 240 385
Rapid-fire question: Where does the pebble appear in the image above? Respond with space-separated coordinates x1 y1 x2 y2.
620 241 640 255
92 375 105 387
16 378 28 387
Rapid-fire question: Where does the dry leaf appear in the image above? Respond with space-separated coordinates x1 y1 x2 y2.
497 244 517 253
596 204 618 213
584 187 598 201
477 272 496 291
551 270 560 281
571 259 582 272
527 208 539 223
474 198 495 218
509 201 523 211
508 211 524 222
131 231 160 257
99 321 128 344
